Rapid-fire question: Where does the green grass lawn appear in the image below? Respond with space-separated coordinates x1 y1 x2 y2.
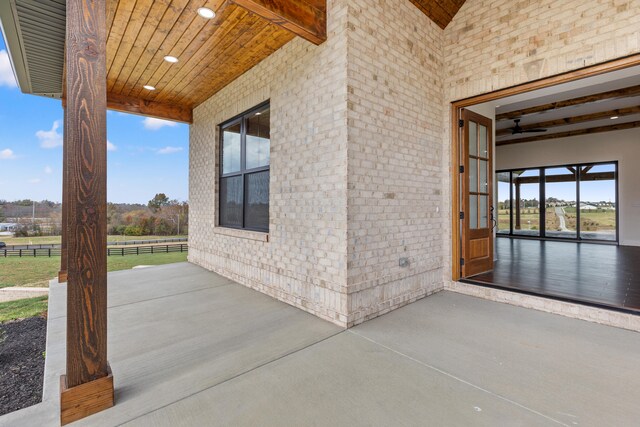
0 252 188 288
0 252 189 322
0 296 48 323
1 235 188 246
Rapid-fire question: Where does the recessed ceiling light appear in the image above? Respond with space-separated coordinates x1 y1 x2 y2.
610 116 619 120
197 7 215 19
164 55 179 63
255 112 262 116
143 85 156 91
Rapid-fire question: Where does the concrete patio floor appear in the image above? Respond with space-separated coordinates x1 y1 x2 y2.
1 262 639 426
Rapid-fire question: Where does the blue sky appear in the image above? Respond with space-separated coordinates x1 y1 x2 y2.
0 35 189 204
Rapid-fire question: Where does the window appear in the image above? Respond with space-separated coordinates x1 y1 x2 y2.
219 102 270 232
496 161 617 242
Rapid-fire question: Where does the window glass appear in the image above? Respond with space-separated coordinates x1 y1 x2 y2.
479 124 488 158
246 108 270 170
479 159 488 193
245 171 270 231
469 158 478 192
512 169 540 237
545 167 577 239
497 172 511 234
220 176 243 227
579 164 616 241
469 195 478 229
479 195 488 228
468 121 477 156
222 123 241 174
219 103 270 231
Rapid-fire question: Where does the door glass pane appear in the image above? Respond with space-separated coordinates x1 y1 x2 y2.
468 121 477 156
222 123 241 174
479 195 488 228
479 124 488 158
512 169 540 236
497 172 511 234
220 176 243 227
245 171 270 231
469 159 478 192
545 167 577 239
469 195 478 229
579 164 616 241
479 159 488 193
246 107 270 170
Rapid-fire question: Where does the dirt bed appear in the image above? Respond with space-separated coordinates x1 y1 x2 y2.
0 316 46 415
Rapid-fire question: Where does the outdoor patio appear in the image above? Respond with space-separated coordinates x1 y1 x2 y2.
2 262 639 426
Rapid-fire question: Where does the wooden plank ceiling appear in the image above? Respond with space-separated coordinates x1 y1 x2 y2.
409 0 466 29
496 84 640 146
105 0 296 121
104 0 464 122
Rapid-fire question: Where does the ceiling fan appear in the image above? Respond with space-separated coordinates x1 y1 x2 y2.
510 119 547 135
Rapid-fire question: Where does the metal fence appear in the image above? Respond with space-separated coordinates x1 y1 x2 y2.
1 244 188 258
3 237 188 251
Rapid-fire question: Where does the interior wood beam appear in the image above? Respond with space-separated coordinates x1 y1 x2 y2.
496 105 640 136
514 172 615 185
107 92 193 124
496 85 640 121
497 121 640 146
232 0 326 45
61 0 114 424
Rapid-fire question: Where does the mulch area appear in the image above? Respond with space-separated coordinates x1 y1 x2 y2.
0 316 47 416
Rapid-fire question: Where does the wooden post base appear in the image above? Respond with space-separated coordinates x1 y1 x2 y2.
60 363 114 425
58 270 68 283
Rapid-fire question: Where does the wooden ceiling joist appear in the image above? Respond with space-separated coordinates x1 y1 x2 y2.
232 0 326 45
107 92 193 123
497 85 640 121
497 120 640 146
514 172 615 185
496 105 640 136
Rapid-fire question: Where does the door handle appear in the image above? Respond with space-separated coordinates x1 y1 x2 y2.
490 206 497 230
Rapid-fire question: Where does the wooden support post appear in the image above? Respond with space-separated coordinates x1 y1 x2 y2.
515 181 521 230
58 106 68 283
60 0 113 424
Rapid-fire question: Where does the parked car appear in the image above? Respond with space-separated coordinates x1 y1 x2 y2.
0 242 5 248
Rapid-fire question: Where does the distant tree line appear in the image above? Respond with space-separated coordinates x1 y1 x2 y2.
108 193 188 236
0 194 188 237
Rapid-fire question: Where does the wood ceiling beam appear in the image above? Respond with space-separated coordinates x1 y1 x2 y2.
497 121 640 146
496 105 640 136
496 85 640 121
232 0 326 45
514 171 614 185
107 92 193 124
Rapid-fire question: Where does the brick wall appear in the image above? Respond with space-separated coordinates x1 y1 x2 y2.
189 0 350 326
445 0 640 101
345 0 446 326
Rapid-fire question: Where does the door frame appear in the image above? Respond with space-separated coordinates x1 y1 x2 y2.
450 53 640 281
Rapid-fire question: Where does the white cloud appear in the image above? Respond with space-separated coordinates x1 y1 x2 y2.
44 166 53 174
143 117 178 130
28 178 41 184
0 148 16 160
36 120 63 148
157 146 183 155
0 50 18 88
107 140 117 151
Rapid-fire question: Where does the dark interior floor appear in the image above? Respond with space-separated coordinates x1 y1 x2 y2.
467 237 640 313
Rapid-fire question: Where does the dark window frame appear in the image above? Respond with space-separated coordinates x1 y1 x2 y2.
218 101 270 232
496 160 618 244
